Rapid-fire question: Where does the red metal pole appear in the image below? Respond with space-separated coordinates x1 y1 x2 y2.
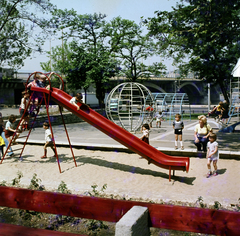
19 97 44 160
43 93 62 173
0 92 36 164
169 166 171 182
59 105 77 167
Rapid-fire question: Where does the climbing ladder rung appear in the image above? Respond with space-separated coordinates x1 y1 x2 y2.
19 135 29 139
11 148 23 152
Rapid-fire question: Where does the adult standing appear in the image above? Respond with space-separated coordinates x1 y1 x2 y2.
222 100 229 124
194 115 212 152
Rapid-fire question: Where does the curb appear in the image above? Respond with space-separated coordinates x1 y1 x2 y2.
17 139 240 160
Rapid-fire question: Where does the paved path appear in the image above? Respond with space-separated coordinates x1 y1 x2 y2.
1 107 240 159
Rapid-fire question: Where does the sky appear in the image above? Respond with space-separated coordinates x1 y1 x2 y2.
20 0 178 72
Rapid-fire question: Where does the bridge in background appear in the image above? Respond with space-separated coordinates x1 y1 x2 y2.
0 72 221 106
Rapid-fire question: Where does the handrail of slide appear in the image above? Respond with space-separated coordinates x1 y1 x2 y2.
26 71 64 91
30 86 190 173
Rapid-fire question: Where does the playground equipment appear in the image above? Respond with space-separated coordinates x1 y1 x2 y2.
217 70 240 132
1 73 189 181
219 60 240 132
0 72 77 174
106 82 155 132
152 93 191 124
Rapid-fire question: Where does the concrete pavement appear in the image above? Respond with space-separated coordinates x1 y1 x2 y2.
1 107 240 159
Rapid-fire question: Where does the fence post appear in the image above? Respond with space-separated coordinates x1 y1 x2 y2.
115 206 150 236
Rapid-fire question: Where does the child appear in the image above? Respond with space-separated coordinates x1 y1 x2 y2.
0 113 4 159
0 135 4 160
36 74 47 88
5 114 20 145
41 122 56 159
19 91 30 130
208 106 216 118
206 133 219 178
27 72 47 88
27 73 40 114
27 72 49 115
146 104 154 128
19 91 30 115
140 123 150 144
212 102 225 122
20 111 30 131
0 113 14 157
70 93 83 110
155 111 164 128
35 72 52 89
172 113 184 150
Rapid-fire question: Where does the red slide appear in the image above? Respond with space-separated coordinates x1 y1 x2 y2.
33 86 190 179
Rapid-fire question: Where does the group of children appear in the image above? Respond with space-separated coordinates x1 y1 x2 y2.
208 101 229 124
0 113 55 160
0 72 55 159
1 70 220 177
140 112 184 149
0 113 19 159
140 113 219 178
0 91 85 160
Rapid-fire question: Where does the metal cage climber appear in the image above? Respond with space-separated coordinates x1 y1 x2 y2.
152 93 191 124
105 82 155 132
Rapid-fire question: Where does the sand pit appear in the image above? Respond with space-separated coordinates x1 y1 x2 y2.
0 144 239 208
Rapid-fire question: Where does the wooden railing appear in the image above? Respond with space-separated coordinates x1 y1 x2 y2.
0 186 239 235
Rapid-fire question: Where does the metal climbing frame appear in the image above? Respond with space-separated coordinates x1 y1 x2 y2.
152 93 191 124
106 82 155 132
228 78 240 124
0 72 77 173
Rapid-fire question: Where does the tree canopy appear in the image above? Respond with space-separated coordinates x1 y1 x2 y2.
145 0 240 103
50 11 120 107
107 17 166 81
0 0 55 69
49 10 165 107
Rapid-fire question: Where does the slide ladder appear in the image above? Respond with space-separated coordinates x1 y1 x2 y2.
0 86 77 174
0 93 43 164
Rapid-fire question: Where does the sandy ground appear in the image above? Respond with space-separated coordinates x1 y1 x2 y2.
0 144 240 208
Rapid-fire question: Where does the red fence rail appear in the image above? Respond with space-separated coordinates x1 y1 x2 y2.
0 186 240 235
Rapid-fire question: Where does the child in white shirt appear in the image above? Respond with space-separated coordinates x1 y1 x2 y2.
206 133 219 178
70 93 83 110
155 111 164 128
41 122 56 159
172 113 184 150
140 123 150 144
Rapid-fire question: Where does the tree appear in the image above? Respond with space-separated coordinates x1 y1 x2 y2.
107 17 166 81
145 0 240 103
40 40 71 74
0 0 55 69
50 11 122 108
64 42 94 104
